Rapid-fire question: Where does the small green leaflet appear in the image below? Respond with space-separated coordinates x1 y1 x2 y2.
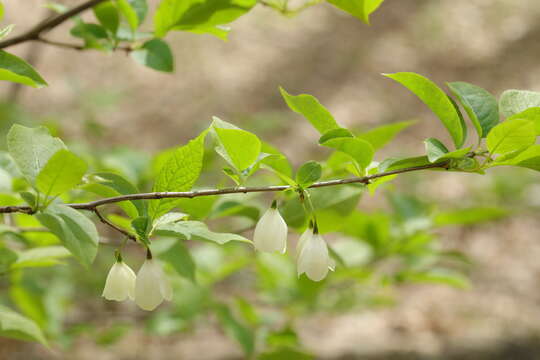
154 0 256 39
36 204 99 267
131 39 174 72
296 161 322 188
499 89 540 118
507 107 540 135
486 119 536 155
7 125 66 185
357 120 415 151
424 138 471 163
384 72 466 149
93 1 120 34
280 87 339 134
0 50 47 88
148 131 207 220
326 0 384 24
214 126 261 172
155 220 251 244
36 149 87 198
0 305 47 345
493 144 540 171
447 81 499 138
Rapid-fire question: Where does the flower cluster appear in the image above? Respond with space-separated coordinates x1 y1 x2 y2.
254 201 334 281
102 251 172 311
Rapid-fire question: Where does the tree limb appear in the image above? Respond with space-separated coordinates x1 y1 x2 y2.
0 0 107 49
0 160 450 214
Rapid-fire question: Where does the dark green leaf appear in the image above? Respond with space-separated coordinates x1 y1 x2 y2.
131 39 174 72
159 240 196 282
296 161 322 188
318 128 353 144
93 1 120 34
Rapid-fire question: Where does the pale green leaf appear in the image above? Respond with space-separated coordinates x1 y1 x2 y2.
280 87 339 134
36 149 87 197
507 107 540 135
7 125 65 185
155 220 251 244
424 138 448 163
493 144 540 171
499 89 540 118
447 81 499 138
321 137 374 170
214 127 261 172
0 51 47 88
326 0 384 24
0 305 47 345
435 207 508 226
384 72 466 148
486 119 536 155
12 246 71 269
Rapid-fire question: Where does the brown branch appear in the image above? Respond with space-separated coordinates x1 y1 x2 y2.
33 37 133 53
0 160 450 215
92 208 137 242
0 0 107 49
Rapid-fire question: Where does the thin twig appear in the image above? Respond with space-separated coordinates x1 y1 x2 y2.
0 0 107 49
92 208 137 242
0 161 450 215
34 37 133 52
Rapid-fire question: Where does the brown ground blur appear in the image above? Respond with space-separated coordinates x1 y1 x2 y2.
2 0 540 359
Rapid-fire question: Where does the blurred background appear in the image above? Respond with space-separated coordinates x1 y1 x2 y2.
2 0 540 359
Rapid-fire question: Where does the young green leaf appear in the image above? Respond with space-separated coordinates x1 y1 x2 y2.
131 216 151 246
36 204 99 267
326 0 384 24
280 87 339 134
486 119 536 155
378 156 432 173
318 128 354 144
0 305 47 345
214 127 261 172
424 138 449 163
357 120 415 150
155 220 251 244
148 131 207 220
154 0 256 38
7 125 65 185
158 240 196 282
447 81 499 138
507 107 540 135
499 89 540 118
320 137 374 170
131 39 174 72
492 144 540 171
0 50 47 88
117 0 147 31
36 149 87 198
93 1 120 34
384 72 466 148
296 161 322 188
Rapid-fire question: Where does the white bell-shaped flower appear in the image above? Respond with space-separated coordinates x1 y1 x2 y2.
297 225 333 281
102 257 136 302
253 200 288 253
135 253 172 311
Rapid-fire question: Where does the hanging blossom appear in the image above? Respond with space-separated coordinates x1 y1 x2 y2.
135 250 173 311
102 252 136 302
297 222 334 281
253 200 288 253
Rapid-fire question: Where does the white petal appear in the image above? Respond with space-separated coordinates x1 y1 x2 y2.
253 208 288 253
135 259 164 311
102 262 137 301
297 234 329 281
155 262 173 301
296 228 312 261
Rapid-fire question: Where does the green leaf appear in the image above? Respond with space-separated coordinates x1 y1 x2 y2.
318 128 354 144
148 131 207 220
131 39 174 72
0 50 47 88
0 24 15 41
7 125 65 185
405 268 470 289
154 0 256 38
0 305 47 345
378 156 431 172
36 204 99 267
0 247 18 273
70 22 109 49
384 72 465 148
213 127 261 172
280 87 339 134
447 81 499 138
296 161 322 188
499 89 540 118
155 221 251 244
326 0 384 24
320 137 374 171
507 107 540 135
117 0 147 30
93 1 120 34
214 303 254 355
36 149 87 198
0 3 4 22
131 216 151 246
434 207 508 226
12 246 71 269
493 144 540 171
486 119 536 155
159 240 196 282
424 138 449 163
357 120 415 151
